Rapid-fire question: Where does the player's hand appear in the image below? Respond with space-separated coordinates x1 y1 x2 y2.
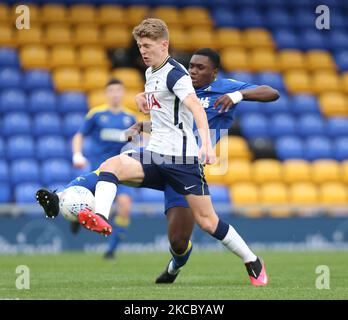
213 94 236 113
124 122 143 141
73 152 88 168
199 143 216 165
135 92 149 114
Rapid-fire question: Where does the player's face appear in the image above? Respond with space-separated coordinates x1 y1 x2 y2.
189 55 217 88
137 37 169 68
106 84 124 107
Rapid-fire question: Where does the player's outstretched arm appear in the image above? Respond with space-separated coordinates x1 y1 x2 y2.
72 132 88 168
183 93 216 165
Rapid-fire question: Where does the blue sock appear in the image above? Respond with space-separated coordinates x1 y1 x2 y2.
169 241 193 271
106 216 130 254
211 219 229 240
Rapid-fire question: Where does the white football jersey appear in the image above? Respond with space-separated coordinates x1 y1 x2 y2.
144 56 198 157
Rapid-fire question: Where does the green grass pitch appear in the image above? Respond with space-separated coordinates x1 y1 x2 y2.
0 251 347 300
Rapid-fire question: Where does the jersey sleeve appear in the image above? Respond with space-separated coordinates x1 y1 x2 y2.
225 78 258 92
167 72 195 102
78 113 95 135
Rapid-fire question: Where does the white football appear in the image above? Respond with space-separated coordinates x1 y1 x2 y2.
59 186 95 222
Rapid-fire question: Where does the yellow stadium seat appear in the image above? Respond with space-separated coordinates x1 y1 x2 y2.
188 28 215 51
153 6 181 28
0 24 15 47
244 28 275 49
20 45 49 69
101 25 131 49
224 160 252 184
341 160 348 184
278 50 306 71
259 182 290 217
53 67 82 92
311 160 341 184
0 4 10 23
45 23 72 46
97 5 126 26
11 4 40 24
74 24 100 46
253 159 282 184
181 7 212 28
41 4 67 23
112 68 144 91
319 92 348 117
122 90 140 113
249 49 278 72
83 67 110 91
230 183 259 204
78 46 109 68
289 182 318 205
126 6 150 27
311 71 341 94
341 72 348 94
214 28 243 50
283 160 311 183
169 28 190 51
319 182 348 205
221 48 249 72
284 70 312 94
50 45 77 68
88 89 107 108
305 50 336 71
68 5 96 24
16 25 43 45
223 136 251 160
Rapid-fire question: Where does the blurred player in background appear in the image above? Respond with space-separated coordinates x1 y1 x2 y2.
71 78 136 259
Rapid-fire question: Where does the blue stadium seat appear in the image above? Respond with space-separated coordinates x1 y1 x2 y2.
209 185 230 203
0 68 22 90
260 96 290 115
0 160 9 182
33 113 62 136
62 112 85 137
0 48 19 68
290 95 320 115
275 136 304 160
41 159 72 185
239 8 264 28
211 9 240 28
304 136 333 160
29 90 57 113
297 114 326 137
0 183 11 203
240 113 269 138
15 183 41 204
228 71 256 84
299 29 327 50
11 159 40 184
294 10 318 29
326 118 348 138
0 137 4 158
139 188 165 203
272 29 300 49
6 135 35 160
233 101 262 118
58 92 88 114
2 113 31 137
36 136 68 160
264 9 292 29
269 113 296 137
82 136 93 158
46 183 66 193
328 32 348 51
334 50 348 72
333 137 348 161
24 70 54 91
256 72 285 92
329 11 346 30
0 89 27 113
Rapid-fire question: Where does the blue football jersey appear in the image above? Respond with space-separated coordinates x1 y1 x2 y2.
195 78 257 145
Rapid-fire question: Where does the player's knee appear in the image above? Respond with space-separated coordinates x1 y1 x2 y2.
99 156 123 177
198 220 216 234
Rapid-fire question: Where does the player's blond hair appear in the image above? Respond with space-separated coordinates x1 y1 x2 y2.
132 18 169 41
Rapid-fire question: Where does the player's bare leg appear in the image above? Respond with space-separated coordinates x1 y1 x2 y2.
185 194 268 286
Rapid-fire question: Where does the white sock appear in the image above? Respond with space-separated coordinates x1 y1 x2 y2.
94 181 117 220
221 225 257 263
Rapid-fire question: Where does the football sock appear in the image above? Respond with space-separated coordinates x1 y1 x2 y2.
168 241 193 275
212 219 257 263
106 215 130 254
94 172 119 220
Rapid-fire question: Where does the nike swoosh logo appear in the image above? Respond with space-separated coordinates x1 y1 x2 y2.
184 185 196 190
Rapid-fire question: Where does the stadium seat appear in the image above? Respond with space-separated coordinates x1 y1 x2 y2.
121 90 141 112
58 92 88 113
28 90 57 113
290 94 320 115
209 185 230 203
45 23 72 46
0 160 9 182
0 89 26 113
0 183 11 203
249 49 278 72
326 118 348 137
224 136 252 160
239 8 264 28
33 113 62 136
252 159 282 184
261 96 289 115
36 136 68 160
15 183 41 204
188 28 215 50
311 160 340 184
68 5 96 24
0 4 10 23
62 112 85 137
297 114 326 137
153 6 181 28
41 4 67 23
299 30 326 50
272 29 300 50
10 3 39 24
211 9 240 29
6 135 35 160
312 71 341 94
275 136 304 160
221 48 249 71
16 25 43 46
0 68 22 90
24 69 54 91
20 45 49 70
269 113 296 137
0 47 19 68
230 182 259 205
244 28 275 49
341 160 348 184
259 182 289 217
319 92 348 117
214 28 243 49
97 5 126 26
278 50 305 71
2 113 31 137
264 9 292 30
304 136 333 161
334 50 348 72
328 31 348 52
181 6 212 28
294 10 318 29
0 23 15 47
53 67 82 92
10 159 40 184
305 50 336 71
74 23 100 46
240 113 270 138
139 188 164 203
83 67 110 91
77 46 109 68
289 182 318 205
228 71 255 84
233 100 262 118
204 160 225 184
41 159 72 185
0 137 4 158
284 70 312 94
125 5 150 27
255 72 285 92
112 68 144 91
333 138 348 161
88 89 107 108
101 25 131 49
248 137 276 159
283 160 311 183
50 45 77 68
341 72 348 94
319 182 348 206
224 159 252 184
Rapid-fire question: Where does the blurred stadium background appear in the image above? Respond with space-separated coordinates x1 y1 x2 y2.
1 0 348 254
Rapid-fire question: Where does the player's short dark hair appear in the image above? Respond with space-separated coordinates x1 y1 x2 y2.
106 78 123 87
193 48 221 69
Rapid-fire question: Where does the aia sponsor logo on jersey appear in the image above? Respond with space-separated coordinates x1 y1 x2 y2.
146 94 162 109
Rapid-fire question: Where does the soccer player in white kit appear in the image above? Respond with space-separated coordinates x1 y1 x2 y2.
77 19 267 286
